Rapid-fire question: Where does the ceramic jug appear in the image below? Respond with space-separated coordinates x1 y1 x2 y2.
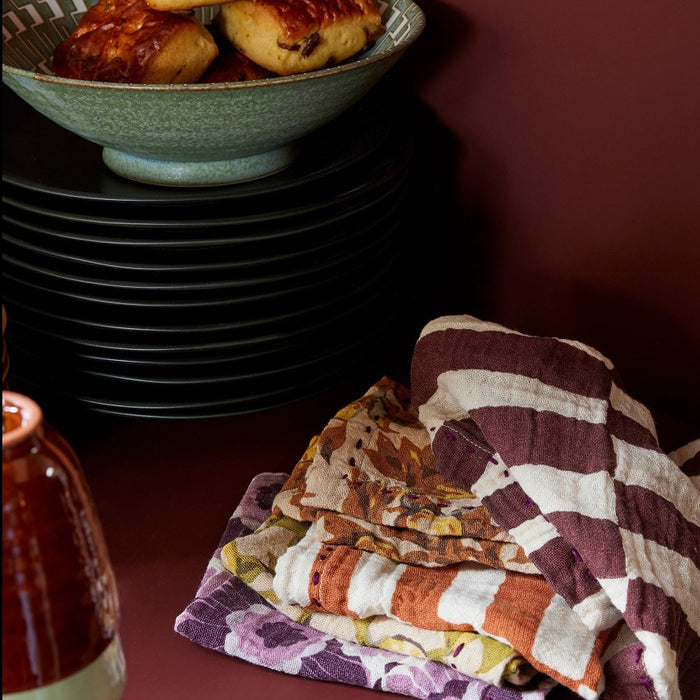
2 391 126 699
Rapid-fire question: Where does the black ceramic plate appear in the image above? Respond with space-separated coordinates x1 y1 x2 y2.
8 284 392 377
8 320 377 384
1 186 405 286
2 254 397 348
7 318 395 419
3 176 405 266
2 141 410 227
2 240 397 336
2 218 398 297
1 195 403 276
10 370 351 419
2 81 402 207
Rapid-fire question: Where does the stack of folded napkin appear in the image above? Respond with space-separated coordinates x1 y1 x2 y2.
176 315 699 700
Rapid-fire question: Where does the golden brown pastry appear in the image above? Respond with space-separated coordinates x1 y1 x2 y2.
198 23 276 82
201 46 276 82
52 0 218 84
145 0 223 10
216 0 385 76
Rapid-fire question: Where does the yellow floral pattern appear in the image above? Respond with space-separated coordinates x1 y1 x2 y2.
272 377 535 573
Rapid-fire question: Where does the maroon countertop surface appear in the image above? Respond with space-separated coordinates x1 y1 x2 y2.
18 370 696 700
60 377 409 700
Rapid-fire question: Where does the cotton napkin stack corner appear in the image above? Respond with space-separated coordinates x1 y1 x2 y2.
174 466 556 699
176 314 699 700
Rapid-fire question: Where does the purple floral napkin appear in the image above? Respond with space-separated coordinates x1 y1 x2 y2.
175 472 556 700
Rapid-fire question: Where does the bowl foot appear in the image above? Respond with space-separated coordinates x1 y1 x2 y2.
102 144 298 187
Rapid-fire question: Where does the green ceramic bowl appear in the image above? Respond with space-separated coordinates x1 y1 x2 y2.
2 0 424 187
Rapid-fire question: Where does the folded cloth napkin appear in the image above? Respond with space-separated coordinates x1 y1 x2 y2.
273 517 610 694
176 472 555 700
224 510 540 688
274 377 536 574
410 315 700 700
264 378 611 695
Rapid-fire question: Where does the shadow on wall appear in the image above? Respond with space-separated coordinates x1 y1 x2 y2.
384 0 499 370
395 0 473 88
386 1 700 428
383 78 497 383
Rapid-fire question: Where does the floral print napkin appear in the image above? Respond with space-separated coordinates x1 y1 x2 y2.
248 378 609 695
224 511 539 687
272 379 535 574
175 472 555 700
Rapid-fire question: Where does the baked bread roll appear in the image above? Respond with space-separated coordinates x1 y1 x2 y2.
216 0 385 76
145 0 223 10
201 46 275 82
52 0 218 84
199 24 275 82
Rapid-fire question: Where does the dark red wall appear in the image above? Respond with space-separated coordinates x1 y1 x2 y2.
395 0 700 425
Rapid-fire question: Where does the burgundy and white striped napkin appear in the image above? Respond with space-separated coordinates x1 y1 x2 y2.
410 315 699 700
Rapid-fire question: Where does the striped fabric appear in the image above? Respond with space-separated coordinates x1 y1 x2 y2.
272 518 613 692
223 512 540 688
176 472 556 700
410 315 700 700
267 378 612 694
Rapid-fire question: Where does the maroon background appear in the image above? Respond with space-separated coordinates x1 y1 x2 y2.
6 1 700 698
394 0 700 426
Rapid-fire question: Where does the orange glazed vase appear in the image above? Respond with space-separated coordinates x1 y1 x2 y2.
2 391 126 699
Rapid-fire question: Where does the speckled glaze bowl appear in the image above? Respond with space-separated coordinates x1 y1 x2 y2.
2 0 424 187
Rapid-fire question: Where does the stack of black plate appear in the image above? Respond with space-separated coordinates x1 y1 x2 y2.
2 84 413 418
